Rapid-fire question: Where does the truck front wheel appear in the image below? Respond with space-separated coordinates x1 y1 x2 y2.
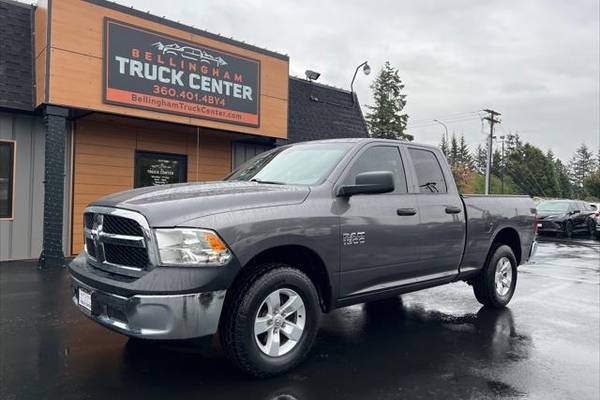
219 264 321 378
472 244 518 308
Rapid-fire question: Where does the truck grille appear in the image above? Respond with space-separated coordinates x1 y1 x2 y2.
103 215 144 236
84 208 151 277
103 243 149 269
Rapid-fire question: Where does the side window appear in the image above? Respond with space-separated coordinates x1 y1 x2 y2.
344 146 408 193
409 148 448 193
0 140 16 219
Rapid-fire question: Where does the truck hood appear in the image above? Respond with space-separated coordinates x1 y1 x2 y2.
90 181 310 227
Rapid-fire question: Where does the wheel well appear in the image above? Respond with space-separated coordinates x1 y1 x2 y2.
228 245 332 312
492 228 522 265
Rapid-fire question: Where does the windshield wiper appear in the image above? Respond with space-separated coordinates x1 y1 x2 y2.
419 182 439 193
250 178 286 185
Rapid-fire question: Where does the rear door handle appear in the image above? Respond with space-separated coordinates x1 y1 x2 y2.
445 206 462 214
397 208 417 216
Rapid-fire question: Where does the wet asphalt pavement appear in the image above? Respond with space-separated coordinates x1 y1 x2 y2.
1 237 599 400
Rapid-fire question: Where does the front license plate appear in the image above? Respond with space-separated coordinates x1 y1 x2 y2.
78 288 92 311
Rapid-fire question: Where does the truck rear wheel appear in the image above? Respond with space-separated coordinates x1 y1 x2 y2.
219 264 321 378
472 244 517 308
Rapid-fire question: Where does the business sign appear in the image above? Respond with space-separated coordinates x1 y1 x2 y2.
103 18 260 127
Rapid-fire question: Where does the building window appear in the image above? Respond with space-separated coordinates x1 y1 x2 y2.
0 140 16 219
134 150 187 188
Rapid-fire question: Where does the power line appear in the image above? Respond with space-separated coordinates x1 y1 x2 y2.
406 115 482 129
408 110 480 125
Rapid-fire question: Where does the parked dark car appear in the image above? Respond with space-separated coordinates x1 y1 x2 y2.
536 199 597 237
589 203 600 239
69 138 537 377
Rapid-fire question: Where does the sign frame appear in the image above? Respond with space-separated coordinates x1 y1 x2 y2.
102 17 261 128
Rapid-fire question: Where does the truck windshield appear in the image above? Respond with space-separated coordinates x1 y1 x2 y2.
226 143 352 185
537 201 571 212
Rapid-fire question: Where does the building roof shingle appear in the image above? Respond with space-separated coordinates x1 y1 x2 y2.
287 77 369 143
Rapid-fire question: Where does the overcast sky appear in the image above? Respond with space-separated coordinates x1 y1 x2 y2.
33 0 600 160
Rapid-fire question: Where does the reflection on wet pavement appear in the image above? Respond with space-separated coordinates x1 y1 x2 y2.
0 238 598 400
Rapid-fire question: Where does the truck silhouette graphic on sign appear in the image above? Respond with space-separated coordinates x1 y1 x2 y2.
152 42 228 66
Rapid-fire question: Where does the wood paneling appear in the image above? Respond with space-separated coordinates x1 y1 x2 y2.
43 0 288 138
70 114 233 254
34 0 48 105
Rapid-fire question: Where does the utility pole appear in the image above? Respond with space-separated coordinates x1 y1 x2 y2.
499 135 506 194
482 109 501 195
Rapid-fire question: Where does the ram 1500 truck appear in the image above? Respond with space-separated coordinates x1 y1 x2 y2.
69 138 537 377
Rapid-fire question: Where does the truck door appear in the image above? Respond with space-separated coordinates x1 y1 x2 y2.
406 147 465 278
337 144 421 297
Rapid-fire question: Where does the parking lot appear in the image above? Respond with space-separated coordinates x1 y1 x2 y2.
1 236 598 400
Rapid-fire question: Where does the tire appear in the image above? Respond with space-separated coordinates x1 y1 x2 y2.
563 220 573 238
587 219 596 236
219 264 321 378
472 244 518 308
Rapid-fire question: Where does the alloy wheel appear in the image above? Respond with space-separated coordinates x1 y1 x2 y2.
494 257 513 297
254 288 306 357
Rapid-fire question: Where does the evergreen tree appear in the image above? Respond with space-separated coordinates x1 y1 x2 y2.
474 144 487 175
458 135 473 168
584 171 600 199
491 149 503 177
554 159 573 199
449 134 459 166
568 143 595 197
505 144 559 197
439 135 449 158
504 133 523 155
365 61 412 141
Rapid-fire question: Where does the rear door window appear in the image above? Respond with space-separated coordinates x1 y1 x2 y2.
408 148 448 193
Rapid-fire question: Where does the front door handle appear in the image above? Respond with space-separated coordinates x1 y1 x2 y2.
445 206 462 214
397 208 417 216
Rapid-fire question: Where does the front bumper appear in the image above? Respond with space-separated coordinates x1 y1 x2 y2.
537 220 563 233
71 276 226 340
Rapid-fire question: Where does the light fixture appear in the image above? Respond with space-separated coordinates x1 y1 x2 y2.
305 70 321 81
362 62 371 76
350 61 370 105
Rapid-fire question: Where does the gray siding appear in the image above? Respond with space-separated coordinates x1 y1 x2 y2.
232 142 272 170
0 112 72 260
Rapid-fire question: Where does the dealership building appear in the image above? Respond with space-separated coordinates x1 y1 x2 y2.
0 0 369 264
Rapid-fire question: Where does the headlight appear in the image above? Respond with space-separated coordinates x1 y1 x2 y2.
154 228 232 266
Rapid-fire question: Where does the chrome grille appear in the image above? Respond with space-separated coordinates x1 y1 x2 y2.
103 215 144 236
83 207 154 277
103 243 149 268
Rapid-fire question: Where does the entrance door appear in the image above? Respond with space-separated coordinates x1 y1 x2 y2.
134 150 187 188
338 144 421 297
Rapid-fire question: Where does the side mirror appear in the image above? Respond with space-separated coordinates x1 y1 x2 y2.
337 171 395 197
572 210 581 214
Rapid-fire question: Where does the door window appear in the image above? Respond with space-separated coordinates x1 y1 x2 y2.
343 146 408 193
409 148 448 193
134 151 187 188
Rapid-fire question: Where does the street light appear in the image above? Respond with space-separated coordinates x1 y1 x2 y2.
350 61 370 105
433 119 449 142
305 70 321 81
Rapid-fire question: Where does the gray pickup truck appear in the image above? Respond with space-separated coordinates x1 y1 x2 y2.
69 138 537 377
